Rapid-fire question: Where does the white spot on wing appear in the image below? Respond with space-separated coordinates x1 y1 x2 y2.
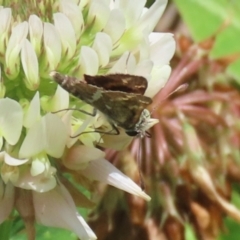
89 90 102 103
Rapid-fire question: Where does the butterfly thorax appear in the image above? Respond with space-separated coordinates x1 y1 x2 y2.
125 109 154 137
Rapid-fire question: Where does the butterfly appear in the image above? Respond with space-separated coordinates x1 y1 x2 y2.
50 71 158 137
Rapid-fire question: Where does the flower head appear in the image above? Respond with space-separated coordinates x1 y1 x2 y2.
91 25 240 239
0 0 175 239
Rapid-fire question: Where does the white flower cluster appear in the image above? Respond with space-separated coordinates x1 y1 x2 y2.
0 0 175 239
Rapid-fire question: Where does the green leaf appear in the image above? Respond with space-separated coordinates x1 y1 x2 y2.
0 220 12 240
173 0 240 82
231 188 240 209
219 218 240 240
11 225 77 240
185 223 197 240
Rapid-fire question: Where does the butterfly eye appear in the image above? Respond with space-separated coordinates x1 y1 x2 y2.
125 130 138 136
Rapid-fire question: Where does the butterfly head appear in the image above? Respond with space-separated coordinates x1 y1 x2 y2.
125 109 159 138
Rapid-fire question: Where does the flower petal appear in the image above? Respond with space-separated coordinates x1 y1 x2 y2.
53 12 76 59
92 32 112 67
103 9 125 44
4 152 28 166
191 165 240 222
67 122 86 148
23 92 41 128
0 66 6 98
0 98 23 145
139 0 167 33
116 0 146 27
108 51 136 74
33 183 97 240
19 113 68 158
60 110 73 144
67 115 96 148
42 114 68 158
43 23 61 71
48 85 69 113
31 158 46 176
145 65 171 98
21 38 39 90
99 128 132 150
0 8 12 55
134 59 153 79
82 158 151 201
87 0 110 33
28 14 43 56
0 137 3 150
0 181 14 224
16 167 56 192
63 145 105 170
79 46 99 76
5 21 28 79
149 32 176 66
59 0 84 40
111 26 142 57
1 163 19 184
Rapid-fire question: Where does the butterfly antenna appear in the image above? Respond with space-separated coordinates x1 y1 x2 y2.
137 137 145 190
123 51 132 74
126 51 131 64
52 107 96 116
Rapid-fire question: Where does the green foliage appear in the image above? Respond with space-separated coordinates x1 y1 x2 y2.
185 223 198 240
11 225 77 240
219 218 240 240
174 0 240 81
173 1 240 239
0 220 12 240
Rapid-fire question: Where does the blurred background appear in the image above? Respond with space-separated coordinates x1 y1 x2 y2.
88 1 240 240
10 0 240 239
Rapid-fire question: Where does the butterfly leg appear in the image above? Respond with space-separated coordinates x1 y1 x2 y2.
71 123 120 139
95 123 121 144
53 108 121 139
52 107 97 117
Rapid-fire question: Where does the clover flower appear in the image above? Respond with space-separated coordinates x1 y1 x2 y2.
0 0 175 239
92 30 240 239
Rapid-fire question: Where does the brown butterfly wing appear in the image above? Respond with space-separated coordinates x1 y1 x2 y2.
84 74 148 95
62 80 152 129
91 90 152 129
51 72 152 129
